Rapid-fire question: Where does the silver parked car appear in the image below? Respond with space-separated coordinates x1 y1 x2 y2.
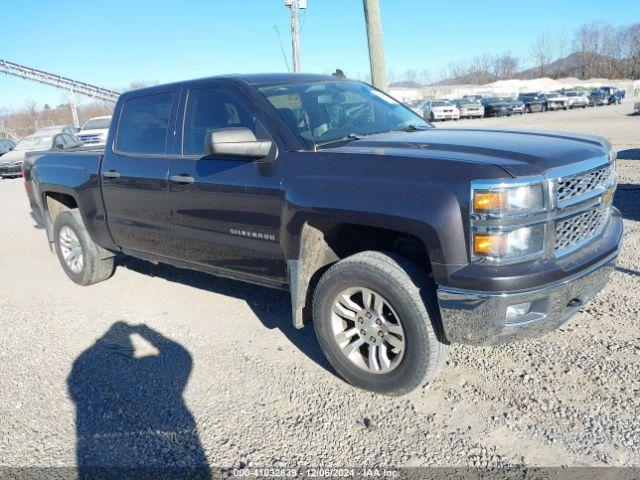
77 116 112 147
565 91 589 109
0 128 83 178
452 99 484 118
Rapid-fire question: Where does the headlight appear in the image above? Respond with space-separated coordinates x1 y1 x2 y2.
472 183 545 216
473 224 545 260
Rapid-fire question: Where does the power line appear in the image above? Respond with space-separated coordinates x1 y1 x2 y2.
274 25 291 72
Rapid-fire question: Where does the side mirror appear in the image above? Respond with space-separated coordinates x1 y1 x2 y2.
205 128 272 159
55 143 64 150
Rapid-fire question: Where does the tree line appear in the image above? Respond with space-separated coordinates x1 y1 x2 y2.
389 20 640 86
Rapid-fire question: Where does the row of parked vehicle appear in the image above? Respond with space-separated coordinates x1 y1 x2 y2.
0 116 111 178
410 86 626 121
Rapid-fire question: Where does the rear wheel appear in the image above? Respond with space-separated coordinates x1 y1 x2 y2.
312 251 449 395
53 209 115 286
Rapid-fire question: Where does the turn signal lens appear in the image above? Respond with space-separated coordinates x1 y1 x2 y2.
472 184 544 215
472 225 545 260
473 191 507 212
473 234 506 256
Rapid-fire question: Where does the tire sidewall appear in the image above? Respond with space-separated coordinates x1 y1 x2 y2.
313 263 431 395
54 212 91 285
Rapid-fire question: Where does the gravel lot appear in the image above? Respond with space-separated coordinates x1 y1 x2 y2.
0 101 639 471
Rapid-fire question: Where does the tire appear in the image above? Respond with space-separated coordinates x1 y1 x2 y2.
429 112 435 122
53 209 115 286
312 251 449 395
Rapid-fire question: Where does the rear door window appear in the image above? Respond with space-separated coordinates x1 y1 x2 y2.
116 92 173 154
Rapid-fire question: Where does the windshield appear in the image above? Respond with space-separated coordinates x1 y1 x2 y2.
81 118 111 130
14 135 52 151
258 81 430 147
431 100 451 107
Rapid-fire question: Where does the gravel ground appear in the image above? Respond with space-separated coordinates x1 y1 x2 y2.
0 101 638 470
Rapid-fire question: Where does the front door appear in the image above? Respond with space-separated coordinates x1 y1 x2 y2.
101 90 176 257
167 85 286 282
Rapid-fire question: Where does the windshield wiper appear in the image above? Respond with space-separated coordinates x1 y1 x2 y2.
316 133 360 149
396 124 430 132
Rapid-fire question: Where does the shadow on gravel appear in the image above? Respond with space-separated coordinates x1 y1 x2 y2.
617 148 640 159
117 256 332 374
614 184 640 222
615 266 640 278
68 321 211 479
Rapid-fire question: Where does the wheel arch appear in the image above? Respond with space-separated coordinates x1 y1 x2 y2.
286 215 438 329
40 187 82 247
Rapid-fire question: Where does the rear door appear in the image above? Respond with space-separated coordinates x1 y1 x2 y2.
167 84 287 282
101 90 177 257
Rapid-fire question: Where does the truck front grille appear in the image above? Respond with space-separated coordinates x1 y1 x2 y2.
554 206 610 254
556 164 611 205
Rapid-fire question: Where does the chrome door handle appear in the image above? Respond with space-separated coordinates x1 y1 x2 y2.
103 170 120 178
169 174 195 184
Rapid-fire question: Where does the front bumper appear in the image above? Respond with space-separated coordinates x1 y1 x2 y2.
460 109 484 118
437 251 617 345
0 163 21 176
487 108 512 117
547 102 566 110
433 113 460 120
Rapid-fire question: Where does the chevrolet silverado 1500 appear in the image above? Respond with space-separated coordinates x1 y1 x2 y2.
25 74 622 395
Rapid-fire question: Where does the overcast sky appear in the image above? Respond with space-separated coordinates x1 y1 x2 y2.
2 0 638 109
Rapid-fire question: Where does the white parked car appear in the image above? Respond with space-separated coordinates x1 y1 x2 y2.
453 99 484 118
422 99 460 121
543 92 569 110
77 116 112 147
565 91 589 109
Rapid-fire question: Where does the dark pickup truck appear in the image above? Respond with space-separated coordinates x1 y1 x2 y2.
26 74 622 395
518 93 546 113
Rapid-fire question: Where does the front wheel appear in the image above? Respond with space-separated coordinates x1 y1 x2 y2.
54 209 115 286
312 251 449 395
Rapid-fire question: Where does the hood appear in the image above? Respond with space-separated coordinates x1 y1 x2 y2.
0 149 25 165
486 102 512 108
324 128 609 178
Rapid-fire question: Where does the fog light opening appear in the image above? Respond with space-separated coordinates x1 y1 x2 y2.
567 298 583 308
506 302 532 320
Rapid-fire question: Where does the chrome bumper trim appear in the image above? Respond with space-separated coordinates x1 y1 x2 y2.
436 250 618 345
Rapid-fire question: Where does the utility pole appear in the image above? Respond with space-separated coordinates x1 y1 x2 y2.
362 0 388 91
285 0 306 73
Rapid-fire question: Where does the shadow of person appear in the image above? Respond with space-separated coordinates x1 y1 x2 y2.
614 184 640 222
68 321 211 479
116 256 332 375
